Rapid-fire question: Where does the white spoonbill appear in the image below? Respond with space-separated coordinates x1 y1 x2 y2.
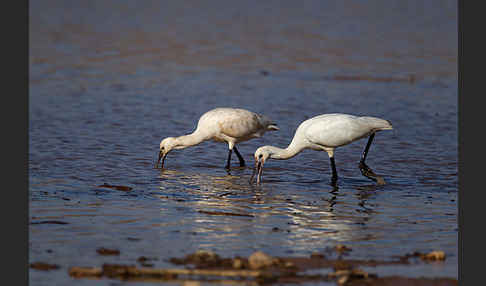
250 113 393 185
156 107 279 170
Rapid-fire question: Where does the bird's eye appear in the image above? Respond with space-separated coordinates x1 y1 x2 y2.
258 154 263 158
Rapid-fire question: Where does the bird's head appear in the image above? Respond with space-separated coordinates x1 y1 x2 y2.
254 146 273 164
155 137 177 169
250 146 274 184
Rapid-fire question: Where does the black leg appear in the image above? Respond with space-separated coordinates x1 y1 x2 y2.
359 133 385 184
233 146 246 167
225 149 232 170
361 133 375 162
330 156 338 185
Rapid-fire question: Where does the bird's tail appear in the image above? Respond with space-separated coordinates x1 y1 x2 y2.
267 123 279 131
259 114 279 131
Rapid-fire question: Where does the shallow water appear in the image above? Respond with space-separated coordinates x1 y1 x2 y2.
29 0 457 285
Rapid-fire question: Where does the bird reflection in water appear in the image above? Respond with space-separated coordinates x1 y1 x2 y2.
156 169 263 210
283 183 381 248
156 168 381 252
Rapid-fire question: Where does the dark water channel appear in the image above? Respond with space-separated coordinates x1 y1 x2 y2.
29 1 457 285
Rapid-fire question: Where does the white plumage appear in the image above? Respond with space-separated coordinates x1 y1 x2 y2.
251 113 393 185
156 107 279 169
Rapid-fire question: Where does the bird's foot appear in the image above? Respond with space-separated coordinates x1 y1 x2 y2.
359 161 386 185
359 161 376 177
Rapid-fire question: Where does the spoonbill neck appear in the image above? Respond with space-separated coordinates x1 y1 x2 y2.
269 140 307 160
175 130 209 149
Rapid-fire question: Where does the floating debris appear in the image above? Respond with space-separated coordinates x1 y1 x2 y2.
30 262 60 271
397 250 447 262
198 210 254 217
248 251 279 270
260 70 270 76
30 220 69 225
335 244 352 253
328 74 416 84
97 183 133 192
69 266 102 278
96 247 120 256
232 257 244 269
328 268 375 285
423 250 446 261
137 256 157 267
137 256 157 263
310 252 325 259
170 250 230 268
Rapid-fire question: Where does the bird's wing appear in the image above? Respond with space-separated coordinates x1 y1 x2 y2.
217 111 264 138
305 115 373 148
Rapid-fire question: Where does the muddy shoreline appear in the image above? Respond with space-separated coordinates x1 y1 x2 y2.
31 249 456 285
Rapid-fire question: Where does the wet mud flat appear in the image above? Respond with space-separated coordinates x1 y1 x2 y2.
32 248 456 285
